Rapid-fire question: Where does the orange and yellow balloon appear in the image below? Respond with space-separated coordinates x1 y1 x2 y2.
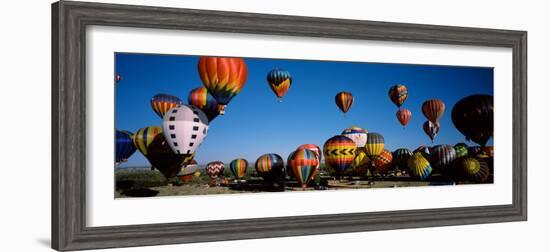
267 68 292 101
334 91 354 114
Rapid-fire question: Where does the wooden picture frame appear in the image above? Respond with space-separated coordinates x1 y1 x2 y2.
52 1 527 251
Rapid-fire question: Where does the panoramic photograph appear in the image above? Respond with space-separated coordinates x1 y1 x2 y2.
114 53 494 198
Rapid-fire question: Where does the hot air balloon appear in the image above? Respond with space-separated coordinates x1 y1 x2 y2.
267 68 292 101
133 126 163 156
335 91 354 114
454 157 490 183
115 74 122 83
388 84 408 108
430 144 457 174
162 104 209 155
206 161 225 178
188 87 220 121
482 146 494 158
372 149 394 175
364 133 385 159
422 99 445 123
408 152 433 181
145 135 193 179
352 148 371 176
393 148 413 172
396 108 411 128
116 130 137 163
414 145 431 158
451 95 493 147
296 144 322 179
323 135 356 176
286 150 297 179
198 57 248 114
255 153 285 182
150 94 183 119
288 149 319 189
177 163 199 183
468 146 482 156
229 158 248 180
341 127 368 148
423 120 440 143
454 144 468 158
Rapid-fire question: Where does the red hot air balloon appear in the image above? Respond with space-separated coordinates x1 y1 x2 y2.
423 120 440 143
198 57 248 115
388 84 408 108
334 91 354 115
372 149 394 175
396 108 412 128
422 99 445 123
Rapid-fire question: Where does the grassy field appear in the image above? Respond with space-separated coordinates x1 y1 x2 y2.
115 166 491 198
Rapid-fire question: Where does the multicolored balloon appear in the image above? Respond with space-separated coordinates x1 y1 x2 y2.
162 105 209 155
455 157 490 182
430 144 457 174
388 84 408 108
423 120 440 143
267 68 292 101
451 95 493 147
255 153 285 181
116 130 137 163
229 158 248 179
364 133 385 159
296 144 322 161
188 87 220 121
288 149 319 188
482 146 494 157
198 57 248 114
206 161 225 178
341 127 368 148
414 145 431 158
150 94 183 118
323 135 356 174
393 148 413 171
334 91 354 114
422 99 445 123
407 152 433 180
352 148 371 176
286 150 297 179
177 163 199 183
133 126 163 156
454 144 468 158
396 108 412 128
372 149 394 175
145 135 192 179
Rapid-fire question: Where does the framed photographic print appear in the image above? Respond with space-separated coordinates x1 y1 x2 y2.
52 1 527 251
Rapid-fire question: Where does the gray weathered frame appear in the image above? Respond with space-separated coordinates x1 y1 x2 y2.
52 1 527 251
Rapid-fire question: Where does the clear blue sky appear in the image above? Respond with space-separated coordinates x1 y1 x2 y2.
115 53 493 167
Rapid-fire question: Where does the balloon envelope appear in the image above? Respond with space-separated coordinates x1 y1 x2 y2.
288 149 319 187
116 130 137 163
341 127 368 148
422 99 445 123
133 126 163 156
198 57 248 109
364 133 385 159
323 135 356 174
188 87 220 121
408 152 433 180
372 149 394 175
334 91 354 114
150 94 183 118
255 153 285 181
393 148 413 171
430 144 457 174
267 68 292 100
145 135 192 179
206 161 225 178
451 95 493 147
423 120 440 142
162 105 209 155
388 84 408 107
229 158 248 179
396 108 412 128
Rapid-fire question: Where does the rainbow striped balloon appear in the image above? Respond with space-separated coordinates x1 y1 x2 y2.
407 152 433 180
150 94 183 118
188 87 220 121
334 91 354 114
229 158 248 179
323 135 356 174
255 153 285 181
288 149 319 188
198 57 248 107
133 126 163 156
